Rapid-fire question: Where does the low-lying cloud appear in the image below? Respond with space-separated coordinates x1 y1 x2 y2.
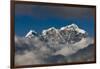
15 35 94 66
54 37 94 56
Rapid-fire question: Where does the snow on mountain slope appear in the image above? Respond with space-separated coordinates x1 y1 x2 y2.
15 23 94 65
42 24 87 44
42 27 65 44
60 23 86 34
23 23 88 51
25 30 38 38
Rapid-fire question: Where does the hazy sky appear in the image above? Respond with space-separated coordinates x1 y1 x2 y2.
15 3 95 37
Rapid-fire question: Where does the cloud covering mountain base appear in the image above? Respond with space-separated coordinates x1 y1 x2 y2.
15 36 94 66
14 24 95 66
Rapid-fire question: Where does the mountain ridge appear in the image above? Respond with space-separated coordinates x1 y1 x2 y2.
25 23 87 44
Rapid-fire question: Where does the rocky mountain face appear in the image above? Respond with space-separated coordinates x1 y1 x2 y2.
25 23 87 44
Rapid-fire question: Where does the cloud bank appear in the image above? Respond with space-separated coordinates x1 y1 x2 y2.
15 35 94 66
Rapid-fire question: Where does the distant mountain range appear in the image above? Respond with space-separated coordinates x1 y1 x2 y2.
15 23 94 65
25 23 87 44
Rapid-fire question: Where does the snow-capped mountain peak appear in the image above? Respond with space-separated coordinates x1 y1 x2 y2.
60 23 86 34
67 23 78 29
48 27 56 30
76 28 86 34
60 23 78 31
69 23 86 34
42 27 57 36
25 30 37 38
25 23 87 44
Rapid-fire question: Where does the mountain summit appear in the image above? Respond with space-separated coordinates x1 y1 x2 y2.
25 30 38 38
25 24 87 44
60 23 86 34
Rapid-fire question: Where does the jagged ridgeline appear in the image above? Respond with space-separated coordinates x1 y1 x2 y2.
25 23 87 44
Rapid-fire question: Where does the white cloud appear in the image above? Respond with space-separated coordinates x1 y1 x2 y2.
15 51 43 65
15 36 94 65
53 37 94 56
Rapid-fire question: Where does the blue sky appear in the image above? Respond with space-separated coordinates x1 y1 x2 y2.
15 4 95 37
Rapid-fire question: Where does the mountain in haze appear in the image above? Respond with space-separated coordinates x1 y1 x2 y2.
15 23 95 65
